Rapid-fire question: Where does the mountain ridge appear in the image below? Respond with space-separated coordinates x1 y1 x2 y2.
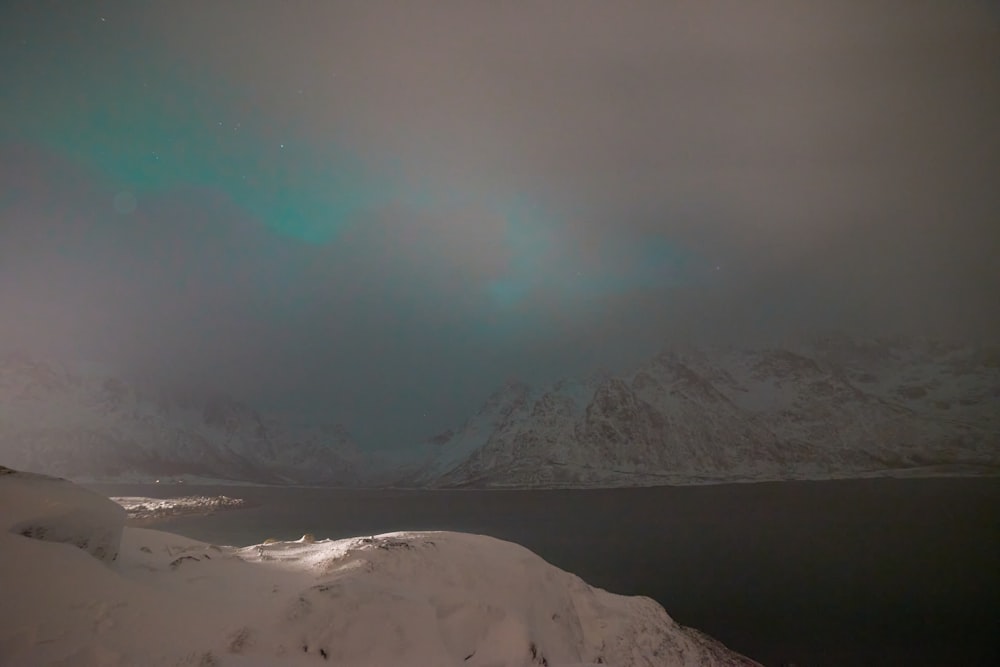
0 351 366 485
406 335 999 487
2 335 997 487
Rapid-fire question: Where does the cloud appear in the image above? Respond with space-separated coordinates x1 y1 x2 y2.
1 1 998 446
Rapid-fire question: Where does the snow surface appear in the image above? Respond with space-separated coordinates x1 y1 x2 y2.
0 466 125 562
111 495 248 524
0 468 758 666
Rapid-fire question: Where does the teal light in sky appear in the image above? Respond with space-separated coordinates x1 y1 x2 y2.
484 201 555 309
3 39 696 309
6 54 387 244
484 200 691 315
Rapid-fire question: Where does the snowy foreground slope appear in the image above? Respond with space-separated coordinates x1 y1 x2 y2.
0 468 758 666
412 335 1000 487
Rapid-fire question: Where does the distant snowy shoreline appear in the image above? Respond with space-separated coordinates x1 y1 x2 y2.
384 462 1000 491
111 495 251 525
79 462 1000 496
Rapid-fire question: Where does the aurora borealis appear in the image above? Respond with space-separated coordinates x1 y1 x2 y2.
2 1 998 448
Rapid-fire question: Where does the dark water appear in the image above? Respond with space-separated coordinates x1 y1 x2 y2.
88 478 1000 666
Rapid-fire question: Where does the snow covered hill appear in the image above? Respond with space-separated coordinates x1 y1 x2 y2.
0 467 759 666
0 352 365 484
409 336 1000 487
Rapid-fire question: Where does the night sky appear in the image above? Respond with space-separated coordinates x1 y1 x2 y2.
2 1 998 449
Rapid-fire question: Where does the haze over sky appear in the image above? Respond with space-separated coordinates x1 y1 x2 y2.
2 1 998 448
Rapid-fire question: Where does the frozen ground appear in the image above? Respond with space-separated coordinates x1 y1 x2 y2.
0 467 758 666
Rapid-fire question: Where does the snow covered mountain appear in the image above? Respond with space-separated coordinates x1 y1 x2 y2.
4 335 996 488
408 336 1000 487
0 353 365 484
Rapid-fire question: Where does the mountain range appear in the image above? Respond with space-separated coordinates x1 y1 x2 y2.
1 334 997 487
407 334 999 487
0 352 366 484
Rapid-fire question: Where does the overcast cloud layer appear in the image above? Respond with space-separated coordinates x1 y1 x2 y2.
1 1 998 447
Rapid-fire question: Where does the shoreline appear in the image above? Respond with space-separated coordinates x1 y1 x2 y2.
110 494 254 526
87 462 1000 492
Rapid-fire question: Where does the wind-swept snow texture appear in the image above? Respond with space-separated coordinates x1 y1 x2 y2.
0 468 759 666
0 465 125 562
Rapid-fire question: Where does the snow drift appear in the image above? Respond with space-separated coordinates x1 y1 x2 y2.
0 467 758 666
0 465 125 562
